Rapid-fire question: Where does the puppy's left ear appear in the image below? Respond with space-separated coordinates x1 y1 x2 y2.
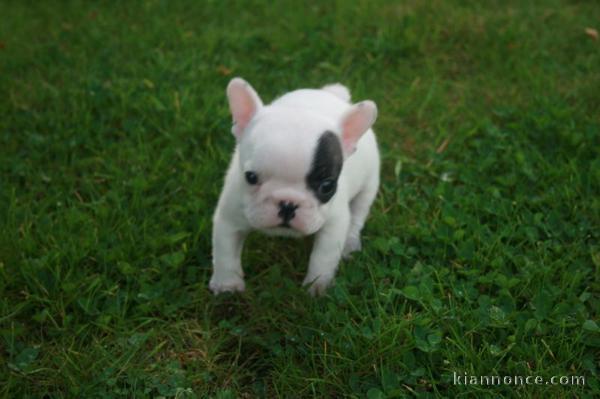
227 77 264 139
339 100 378 155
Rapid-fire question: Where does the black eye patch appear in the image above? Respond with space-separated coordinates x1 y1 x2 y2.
306 131 343 203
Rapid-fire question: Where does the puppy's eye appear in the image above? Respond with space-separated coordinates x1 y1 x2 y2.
245 171 259 185
318 179 336 196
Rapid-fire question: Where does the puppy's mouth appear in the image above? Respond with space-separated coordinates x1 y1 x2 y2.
259 222 306 238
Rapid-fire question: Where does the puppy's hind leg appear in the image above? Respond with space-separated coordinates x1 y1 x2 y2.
343 178 379 259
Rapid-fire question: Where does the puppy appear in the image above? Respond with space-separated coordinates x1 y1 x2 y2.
209 78 380 296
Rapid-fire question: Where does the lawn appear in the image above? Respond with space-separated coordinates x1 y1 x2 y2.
1 0 599 397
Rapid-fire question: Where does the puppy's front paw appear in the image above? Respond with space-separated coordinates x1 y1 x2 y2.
303 274 335 297
209 273 245 295
342 235 362 259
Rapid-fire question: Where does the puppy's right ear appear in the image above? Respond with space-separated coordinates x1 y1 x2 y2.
338 100 377 156
227 78 263 139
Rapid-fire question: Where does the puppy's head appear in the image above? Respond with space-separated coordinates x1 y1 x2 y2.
226 78 377 237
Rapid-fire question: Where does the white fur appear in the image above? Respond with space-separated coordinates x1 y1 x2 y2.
210 78 380 296
322 83 351 102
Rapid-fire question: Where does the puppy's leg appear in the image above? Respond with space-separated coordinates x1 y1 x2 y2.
343 178 379 258
303 207 350 296
209 217 247 294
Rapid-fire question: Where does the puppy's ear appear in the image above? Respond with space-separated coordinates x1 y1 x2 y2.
227 78 263 139
339 100 377 155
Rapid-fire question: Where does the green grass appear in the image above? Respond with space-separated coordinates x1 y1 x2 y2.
1 0 599 397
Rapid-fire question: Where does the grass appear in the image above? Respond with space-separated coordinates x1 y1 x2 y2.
1 0 599 397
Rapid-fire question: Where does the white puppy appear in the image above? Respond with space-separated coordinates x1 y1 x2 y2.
209 78 380 296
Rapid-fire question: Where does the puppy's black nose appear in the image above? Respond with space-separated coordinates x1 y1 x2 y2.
278 201 298 223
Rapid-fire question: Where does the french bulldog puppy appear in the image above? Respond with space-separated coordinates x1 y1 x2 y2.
209 78 380 296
